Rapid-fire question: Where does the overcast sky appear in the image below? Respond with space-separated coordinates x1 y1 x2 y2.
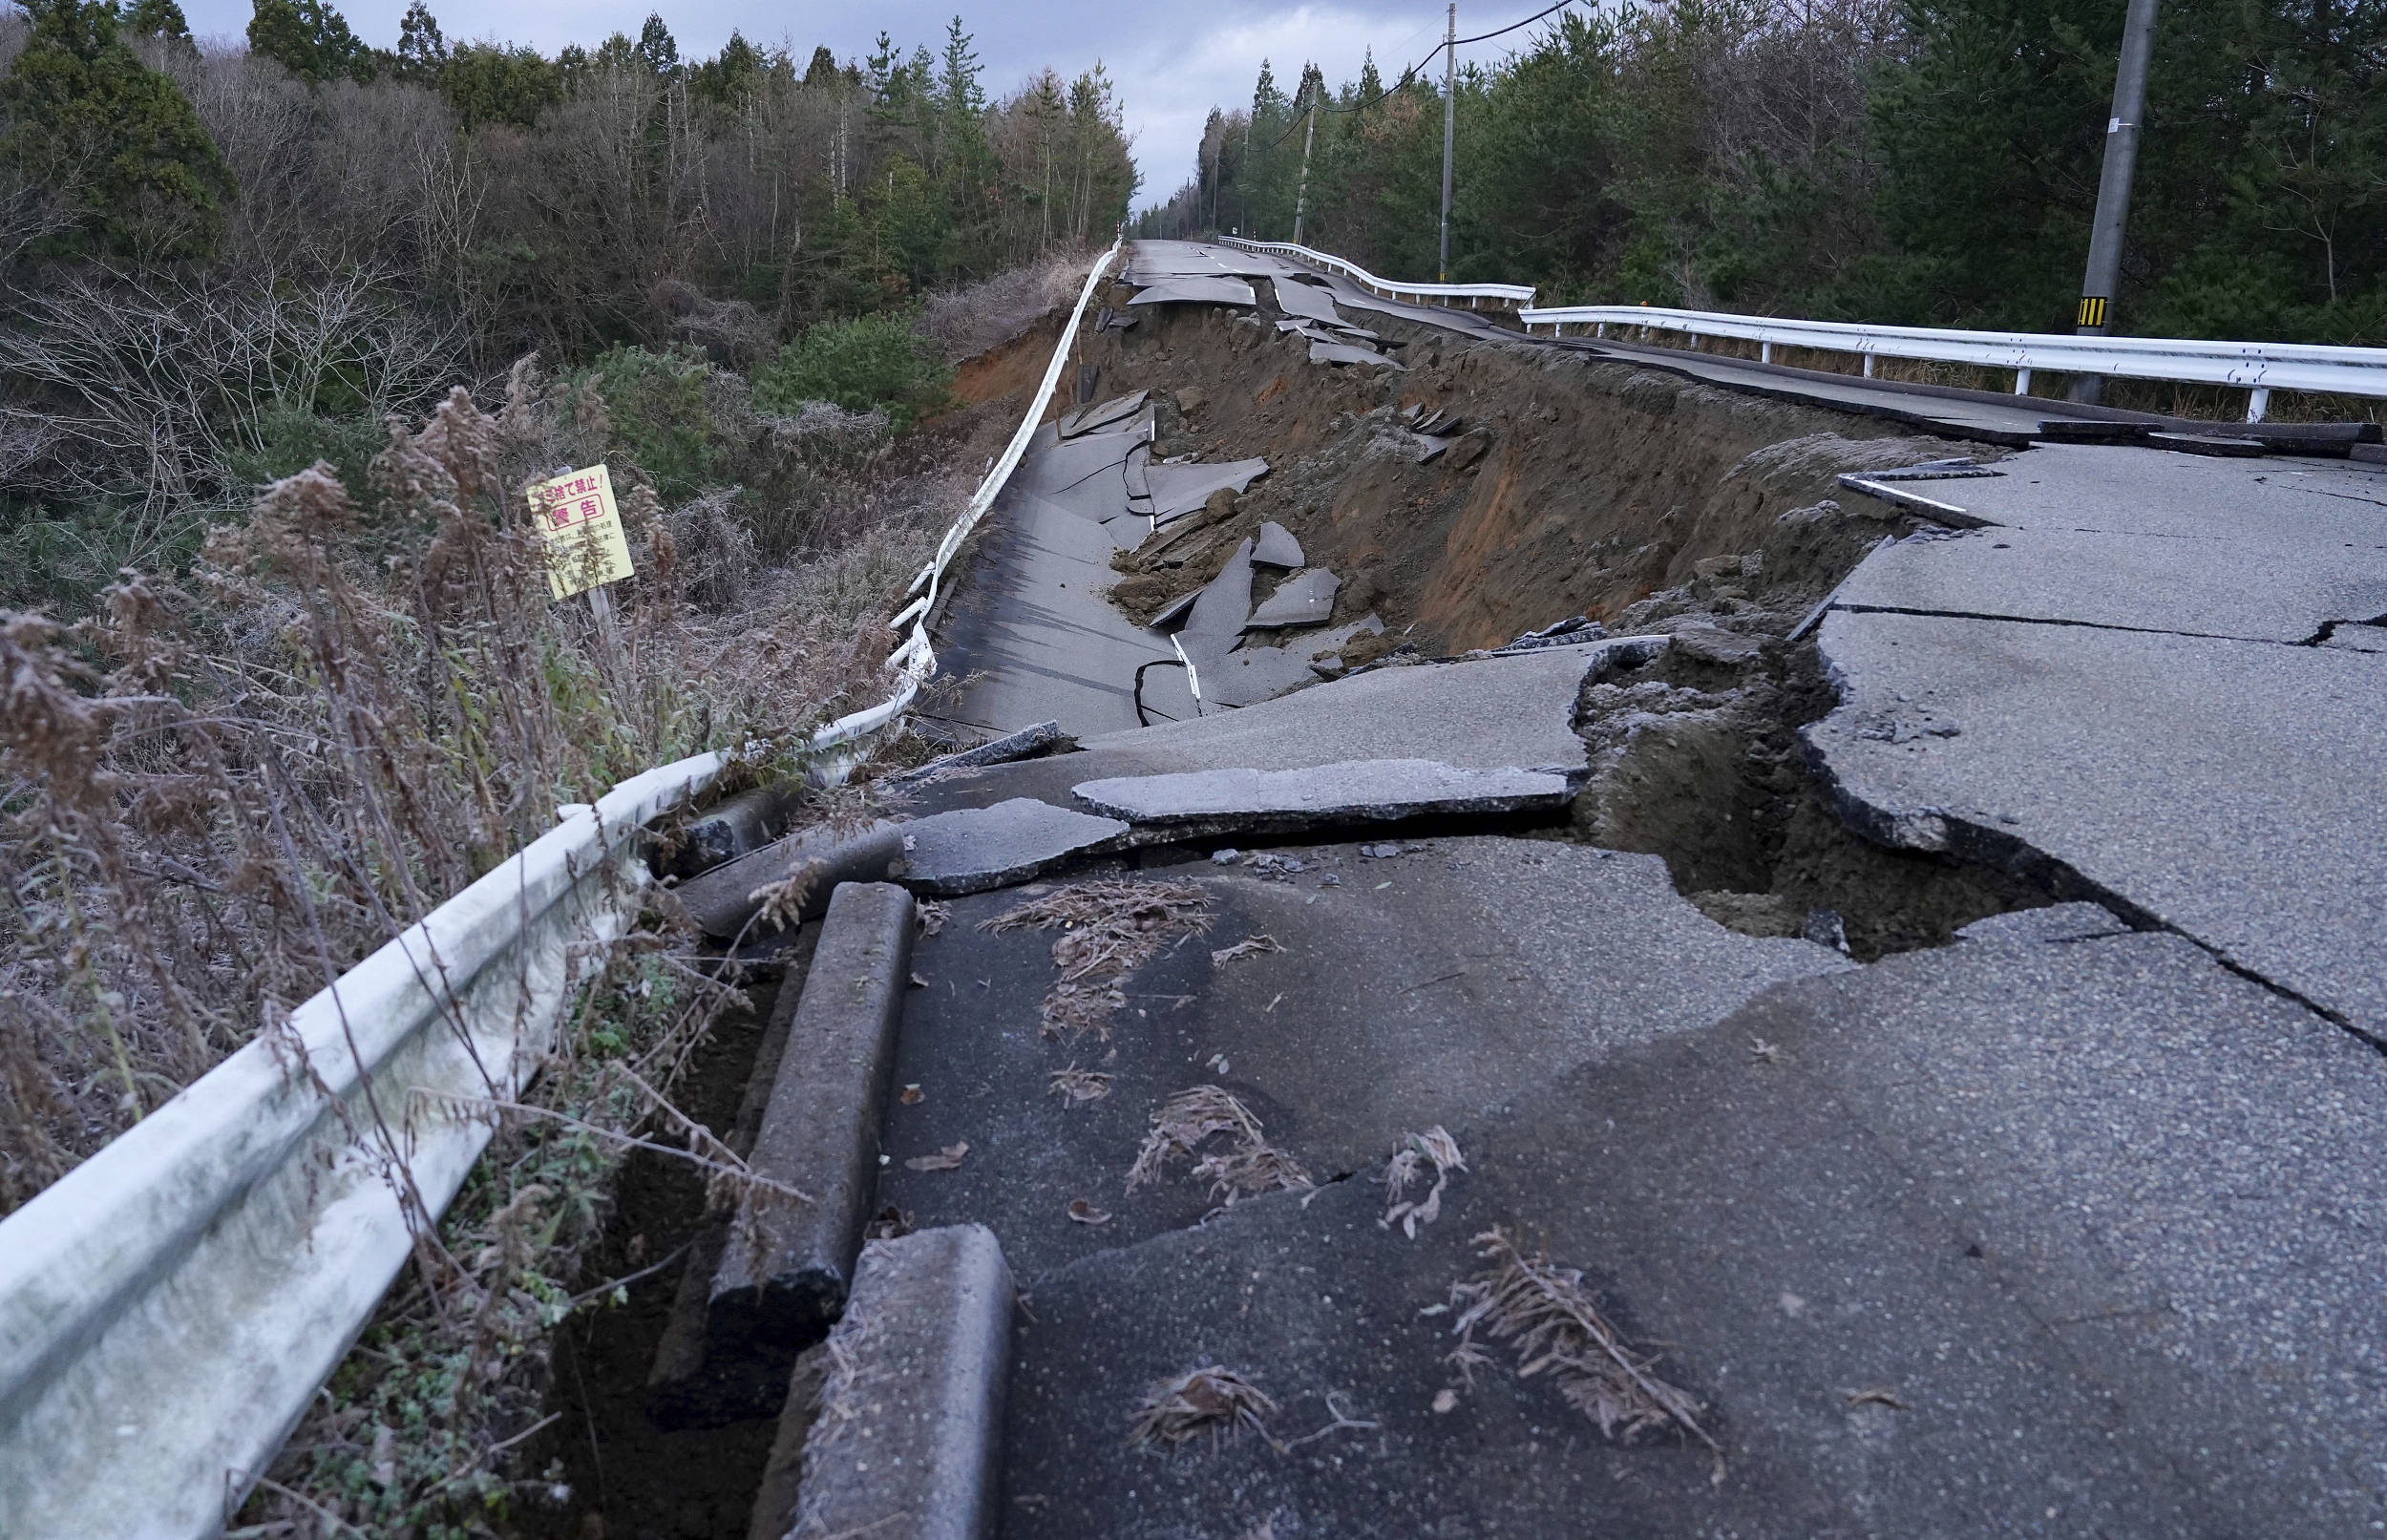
171 0 1512 209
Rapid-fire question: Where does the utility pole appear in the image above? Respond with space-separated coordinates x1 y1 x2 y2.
1439 3 1457 282
2070 0 2160 405
1293 79 1318 243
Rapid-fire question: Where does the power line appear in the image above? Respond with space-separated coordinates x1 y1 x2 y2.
1245 0 1585 154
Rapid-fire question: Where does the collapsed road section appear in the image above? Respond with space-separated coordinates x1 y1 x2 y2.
594 241 2387 1539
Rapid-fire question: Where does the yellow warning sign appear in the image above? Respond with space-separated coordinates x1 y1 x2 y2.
527 464 634 601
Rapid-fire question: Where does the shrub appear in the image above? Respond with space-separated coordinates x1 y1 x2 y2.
753 313 952 432
560 345 733 501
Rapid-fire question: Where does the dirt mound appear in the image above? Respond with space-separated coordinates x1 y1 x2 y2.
1071 292 1988 653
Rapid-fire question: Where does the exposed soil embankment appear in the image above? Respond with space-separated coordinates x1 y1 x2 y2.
1075 284 1990 652
942 306 1068 412
1075 281 2046 954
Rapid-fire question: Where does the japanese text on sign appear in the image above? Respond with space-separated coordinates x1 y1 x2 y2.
526 463 634 600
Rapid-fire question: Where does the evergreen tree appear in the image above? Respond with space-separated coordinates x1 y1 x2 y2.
635 13 679 76
121 0 192 43
802 45 839 89
0 0 233 257
692 31 764 106
393 0 447 84
442 43 560 129
247 0 376 85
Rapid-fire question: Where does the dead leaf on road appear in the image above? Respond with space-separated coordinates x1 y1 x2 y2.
899 1084 923 1105
1844 1387 1909 1410
905 1141 969 1171
1067 1198 1113 1225
1211 935 1283 966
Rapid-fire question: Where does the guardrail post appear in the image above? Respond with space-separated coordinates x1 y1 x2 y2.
1862 354 1876 379
2016 368 2033 395
1761 342 1773 365
2247 387 2271 424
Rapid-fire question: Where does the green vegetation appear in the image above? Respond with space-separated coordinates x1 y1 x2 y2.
755 313 954 431
0 0 233 258
0 4 1134 614
1148 0 2387 344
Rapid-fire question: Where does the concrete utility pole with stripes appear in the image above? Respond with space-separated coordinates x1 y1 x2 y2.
2071 0 2160 406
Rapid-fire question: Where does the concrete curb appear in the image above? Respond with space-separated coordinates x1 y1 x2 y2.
706 881 915 1392
789 1225 1016 1540
675 822 911 939
662 780 810 880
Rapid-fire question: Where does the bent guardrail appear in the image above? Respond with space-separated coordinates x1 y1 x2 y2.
1222 236 1534 310
0 237 1122 1538
1517 302 2387 423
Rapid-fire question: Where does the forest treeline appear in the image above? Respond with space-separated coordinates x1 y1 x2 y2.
1141 0 2386 345
0 0 1135 603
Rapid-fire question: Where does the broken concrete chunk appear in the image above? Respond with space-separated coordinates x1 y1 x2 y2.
1252 521 1303 569
1056 389 1149 439
888 721 1073 784
1244 567 1341 630
1072 758 1574 834
708 883 913 1396
895 798 1130 897
1181 538 1255 639
1312 340 1405 369
674 820 909 939
1147 586 1202 632
791 1225 1014 1540
1127 276 1257 306
1147 457 1271 521
1192 616 1385 707
1956 902 2131 945
1272 277 1342 326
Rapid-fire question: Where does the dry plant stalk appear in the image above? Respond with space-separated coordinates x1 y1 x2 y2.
1047 1065 1113 1106
981 878 1212 1039
1382 1127 1467 1238
1127 1086 1310 1204
1129 1365 1279 1450
1447 1229 1722 1473
1210 935 1282 966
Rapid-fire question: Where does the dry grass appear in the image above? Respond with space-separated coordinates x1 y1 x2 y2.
982 877 1213 1039
1447 1228 1722 1474
1382 1127 1467 1238
1210 935 1282 966
1129 1365 1279 1450
1047 1065 1113 1106
913 246 1100 366
1127 1086 1311 1204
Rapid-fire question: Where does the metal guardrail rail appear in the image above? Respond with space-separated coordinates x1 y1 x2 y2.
0 237 1123 1538
1222 236 1535 310
1517 302 2387 423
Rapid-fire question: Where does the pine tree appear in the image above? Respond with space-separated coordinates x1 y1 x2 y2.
246 0 375 85
1 0 233 258
802 45 839 89
635 12 678 76
393 0 447 83
122 0 192 44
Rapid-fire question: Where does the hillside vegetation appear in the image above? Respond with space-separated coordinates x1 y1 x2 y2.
1144 0 2387 347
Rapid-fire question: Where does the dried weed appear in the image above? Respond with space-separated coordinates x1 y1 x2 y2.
1447 1228 1723 1475
1210 935 1282 966
1047 1065 1113 1106
1127 1086 1310 1204
1382 1127 1467 1238
1129 1365 1278 1450
982 878 1212 1039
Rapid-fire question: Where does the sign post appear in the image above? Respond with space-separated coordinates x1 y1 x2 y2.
526 464 634 651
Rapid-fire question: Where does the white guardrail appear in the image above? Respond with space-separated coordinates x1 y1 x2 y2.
0 236 1122 1539
1222 236 1535 310
1516 303 2387 423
